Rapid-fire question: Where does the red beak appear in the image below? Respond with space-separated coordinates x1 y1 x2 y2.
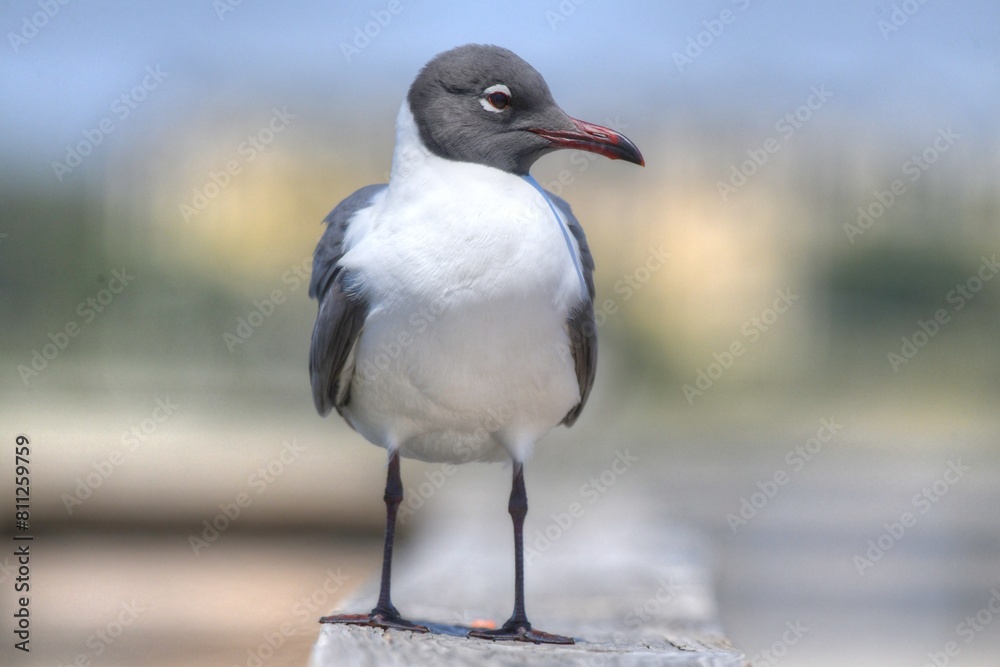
530 117 645 166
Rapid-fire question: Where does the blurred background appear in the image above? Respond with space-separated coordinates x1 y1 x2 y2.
2 0 998 665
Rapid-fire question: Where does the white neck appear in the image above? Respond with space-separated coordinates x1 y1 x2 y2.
389 102 436 185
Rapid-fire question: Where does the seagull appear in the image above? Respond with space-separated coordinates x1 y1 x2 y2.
309 44 643 644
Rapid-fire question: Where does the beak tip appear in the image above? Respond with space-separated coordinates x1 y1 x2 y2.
615 140 645 168
538 116 645 168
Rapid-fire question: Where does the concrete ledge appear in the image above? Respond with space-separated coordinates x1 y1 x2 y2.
311 470 746 666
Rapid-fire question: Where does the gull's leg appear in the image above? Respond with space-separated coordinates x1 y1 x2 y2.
468 462 574 644
320 449 428 632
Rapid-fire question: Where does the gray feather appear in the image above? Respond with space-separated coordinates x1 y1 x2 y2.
406 44 574 175
548 192 597 426
309 184 385 300
309 184 385 417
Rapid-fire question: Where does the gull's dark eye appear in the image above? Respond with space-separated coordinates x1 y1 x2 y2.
480 84 512 113
488 91 510 110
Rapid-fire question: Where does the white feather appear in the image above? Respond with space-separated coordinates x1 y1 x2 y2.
339 103 587 463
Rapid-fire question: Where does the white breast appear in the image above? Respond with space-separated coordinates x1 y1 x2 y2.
338 103 587 463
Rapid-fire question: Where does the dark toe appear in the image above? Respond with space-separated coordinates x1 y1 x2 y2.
468 623 574 645
319 612 429 633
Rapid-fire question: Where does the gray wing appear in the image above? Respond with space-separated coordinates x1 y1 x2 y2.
548 192 597 427
309 184 385 418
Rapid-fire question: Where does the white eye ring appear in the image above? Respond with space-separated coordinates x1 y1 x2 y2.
480 84 512 113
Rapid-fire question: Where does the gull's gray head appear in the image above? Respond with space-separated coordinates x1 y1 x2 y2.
407 44 644 175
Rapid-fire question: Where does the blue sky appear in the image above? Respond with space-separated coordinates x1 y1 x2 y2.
3 0 998 175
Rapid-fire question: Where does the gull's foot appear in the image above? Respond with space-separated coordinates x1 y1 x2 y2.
468 620 574 645
319 609 429 633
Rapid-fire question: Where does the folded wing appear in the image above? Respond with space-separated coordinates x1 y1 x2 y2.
309 185 385 417
547 192 597 427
